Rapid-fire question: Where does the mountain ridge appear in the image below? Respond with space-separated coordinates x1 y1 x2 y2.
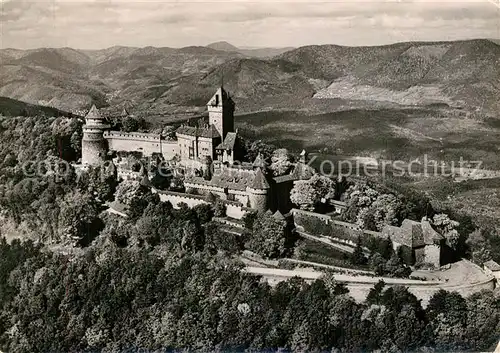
0 39 498 116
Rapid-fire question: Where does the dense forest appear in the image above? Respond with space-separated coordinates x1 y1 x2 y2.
0 208 499 352
0 114 499 352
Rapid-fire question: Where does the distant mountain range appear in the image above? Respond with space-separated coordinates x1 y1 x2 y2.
206 41 295 58
0 39 498 116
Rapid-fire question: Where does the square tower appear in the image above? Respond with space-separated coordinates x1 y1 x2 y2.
207 87 235 139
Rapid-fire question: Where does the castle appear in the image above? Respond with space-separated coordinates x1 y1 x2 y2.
81 86 446 266
81 86 313 216
82 87 235 167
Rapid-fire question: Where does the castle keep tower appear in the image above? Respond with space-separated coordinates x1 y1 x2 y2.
207 86 235 139
81 105 110 166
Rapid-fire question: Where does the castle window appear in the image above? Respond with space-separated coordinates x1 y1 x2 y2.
188 146 194 159
215 94 219 106
227 194 235 201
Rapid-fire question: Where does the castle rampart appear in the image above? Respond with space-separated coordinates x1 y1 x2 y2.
104 130 179 160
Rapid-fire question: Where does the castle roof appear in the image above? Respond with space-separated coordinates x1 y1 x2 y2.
382 218 444 248
272 210 286 221
121 108 130 117
252 152 267 169
140 174 152 187
186 166 256 191
291 162 315 180
207 86 234 107
216 132 237 150
176 124 221 139
250 168 270 190
86 105 104 120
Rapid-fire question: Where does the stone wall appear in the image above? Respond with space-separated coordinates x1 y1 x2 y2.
152 188 249 220
423 244 441 267
104 131 179 160
225 201 247 219
154 189 208 209
184 182 227 199
176 133 216 162
82 139 107 165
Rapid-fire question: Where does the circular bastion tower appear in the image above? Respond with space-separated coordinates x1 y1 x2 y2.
81 105 110 166
247 167 270 212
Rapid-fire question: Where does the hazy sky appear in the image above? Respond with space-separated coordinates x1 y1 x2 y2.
1 0 499 49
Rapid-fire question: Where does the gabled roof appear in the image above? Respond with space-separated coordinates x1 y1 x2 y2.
273 210 286 221
382 218 444 248
86 105 104 120
421 218 444 245
140 174 152 187
252 152 267 169
176 124 221 139
291 162 315 180
186 166 255 191
250 168 270 190
206 86 234 107
216 132 237 150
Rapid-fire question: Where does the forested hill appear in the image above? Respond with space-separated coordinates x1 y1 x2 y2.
0 96 77 118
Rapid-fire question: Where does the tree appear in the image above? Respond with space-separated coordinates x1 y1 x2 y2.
193 203 214 224
432 213 460 249
368 253 386 275
247 212 287 259
366 280 386 305
241 139 275 163
242 210 258 229
343 183 380 223
370 194 403 231
122 116 147 132
290 174 335 211
213 200 226 217
269 148 293 176
115 179 159 219
355 194 402 231
290 180 317 211
426 290 468 349
384 252 411 278
204 222 241 254
351 238 367 266
465 229 492 265
465 290 500 350
78 164 118 202
322 272 349 296
115 179 143 207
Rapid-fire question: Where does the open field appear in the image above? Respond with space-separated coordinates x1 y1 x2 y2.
403 177 500 228
236 107 500 169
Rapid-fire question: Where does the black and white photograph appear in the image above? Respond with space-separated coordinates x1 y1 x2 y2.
0 0 499 352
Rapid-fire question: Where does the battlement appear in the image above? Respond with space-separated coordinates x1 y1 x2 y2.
103 130 170 142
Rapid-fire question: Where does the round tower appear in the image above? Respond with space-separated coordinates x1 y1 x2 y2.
201 155 212 180
81 105 110 166
247 167 270 212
